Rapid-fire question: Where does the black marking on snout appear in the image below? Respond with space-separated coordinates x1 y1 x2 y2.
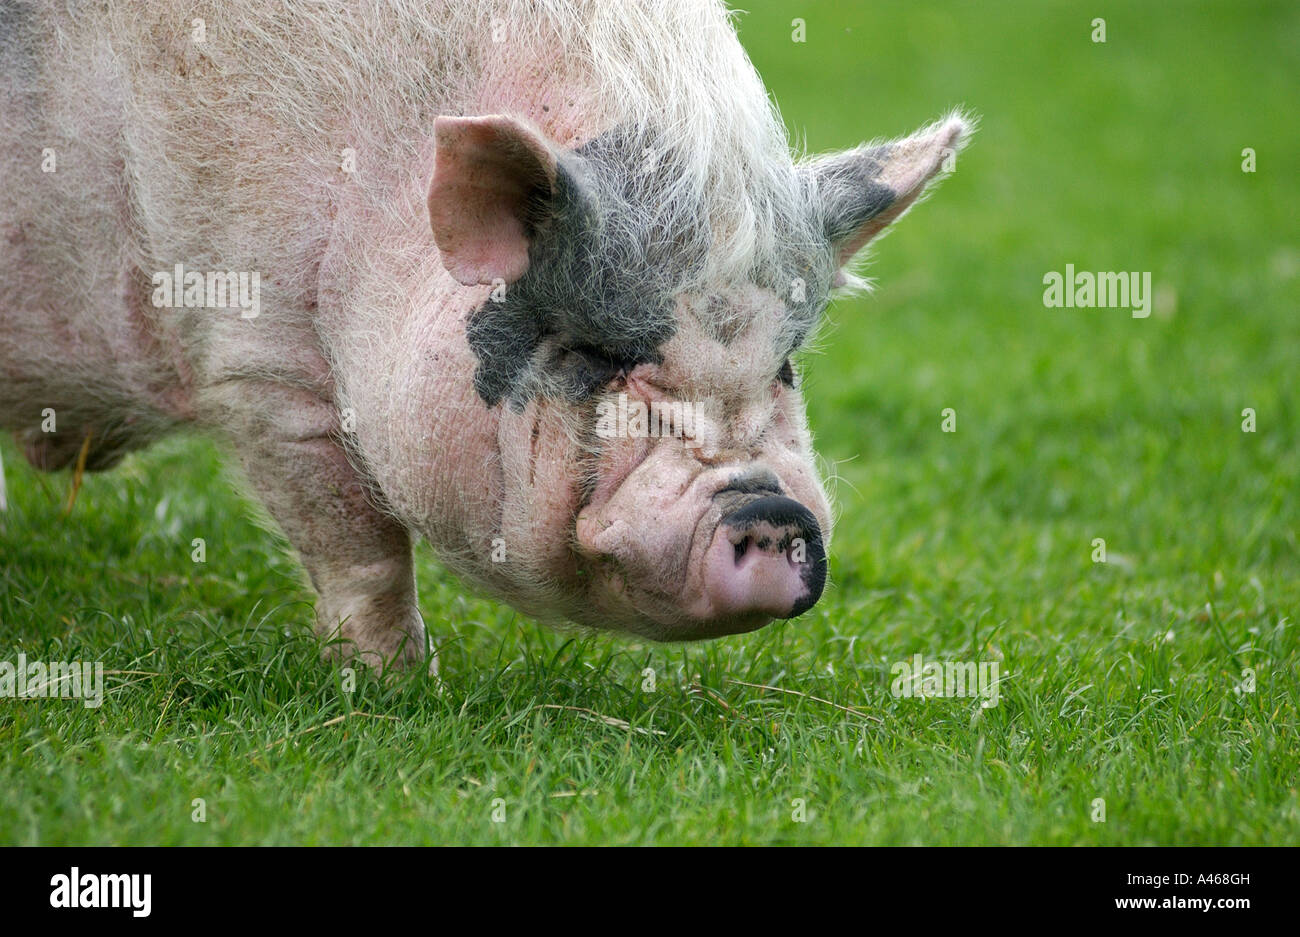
714 469 783 499
719 495 827 618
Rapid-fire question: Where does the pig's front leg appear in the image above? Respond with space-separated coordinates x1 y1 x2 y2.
210 381 427 671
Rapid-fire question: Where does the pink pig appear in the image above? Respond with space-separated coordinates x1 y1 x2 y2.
0 1 968 668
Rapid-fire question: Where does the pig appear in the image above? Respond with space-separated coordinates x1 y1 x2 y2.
0 0 970 669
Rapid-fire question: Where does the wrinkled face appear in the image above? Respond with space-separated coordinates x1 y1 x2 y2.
465 278 832 642
572 285 832 639
425 112 967 640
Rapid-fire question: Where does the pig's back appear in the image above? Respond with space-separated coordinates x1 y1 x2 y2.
0 1 474 432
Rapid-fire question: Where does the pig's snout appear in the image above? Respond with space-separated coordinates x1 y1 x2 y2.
702 495 827 622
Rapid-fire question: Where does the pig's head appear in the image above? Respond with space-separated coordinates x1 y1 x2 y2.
424 112 969 641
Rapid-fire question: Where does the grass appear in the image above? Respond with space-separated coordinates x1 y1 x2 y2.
1 0 1297 845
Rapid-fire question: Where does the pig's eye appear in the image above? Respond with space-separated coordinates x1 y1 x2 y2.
555 345 636 398
776 358 795 388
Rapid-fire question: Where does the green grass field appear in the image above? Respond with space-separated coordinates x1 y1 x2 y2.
1 0 1297 845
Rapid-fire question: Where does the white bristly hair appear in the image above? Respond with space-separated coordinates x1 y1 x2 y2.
102 0 826 315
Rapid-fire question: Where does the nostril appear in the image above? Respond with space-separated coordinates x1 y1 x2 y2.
734 536 749 564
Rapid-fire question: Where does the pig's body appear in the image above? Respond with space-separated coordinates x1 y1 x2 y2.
1 1 968 667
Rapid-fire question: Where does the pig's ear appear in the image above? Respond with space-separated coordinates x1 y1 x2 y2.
429 115 559 286
807 113 972 285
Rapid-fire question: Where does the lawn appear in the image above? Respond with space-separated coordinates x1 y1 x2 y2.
1 0 1297 845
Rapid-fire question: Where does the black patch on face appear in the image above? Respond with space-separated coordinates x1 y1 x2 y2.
466 130 700 409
